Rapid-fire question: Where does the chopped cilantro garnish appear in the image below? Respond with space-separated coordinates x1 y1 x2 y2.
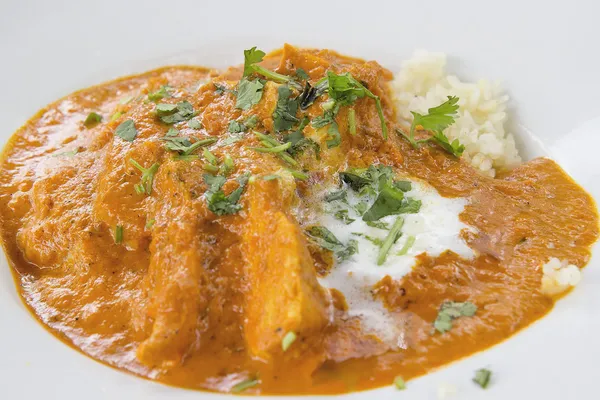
352 232 384 246
203 164 219 173
287 169 309 180
115 119 138 142
84 112 102 127
324 189 347 202
145 219 155 229
398 96 464 157
220 154 235 176
114 225 123 244
110 111 123 121
394 376 406 390
354 201 368 215
231 378 259 393
326 71 388 138
326 121 341 148
188 119 202 129
249 141 291 153
377 216 404 265
396 235 415 256
295 68 310 81
273 84 299 132
362 182 406 221
182 138 218 156
214 82 235 96
311 109 336 129
252 132 298 166
262 174 280 181
156 101 196 124
366 221 389 230
235 78 264 110
305 226 357 261
434 301 477 333
204 173 249 216
281 331 297 351
348 108 357 135
473 368 492 389
129 159 160 195
243 47 300 88
52 148 79 158
334 209 355 225
203 148 218 165
147 85 171 102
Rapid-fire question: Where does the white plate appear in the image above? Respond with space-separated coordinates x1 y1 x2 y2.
1 1 599 399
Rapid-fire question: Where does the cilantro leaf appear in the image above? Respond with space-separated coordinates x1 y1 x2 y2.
377 216 404 265
115 119 138 142
366 220 389 230
473 369 492 389
243 47 266 77
324 189 347 202
235 78 264 110
273 84 299 132
231 378 259 394
156 101 196 124
339 170 372 191
393 180 412 192
147 85 171 102
326 121 341 148
399 96 464 157
295 68 310 81
326 71 388 138
204 173 249 216
129 159 160 195
434 301 477 333
334 209 355 225
84 112 102 127
242 47 300 88
188 119 202 129
305 226 357 261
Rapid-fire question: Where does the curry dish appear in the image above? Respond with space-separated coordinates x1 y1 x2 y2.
0 45 598 394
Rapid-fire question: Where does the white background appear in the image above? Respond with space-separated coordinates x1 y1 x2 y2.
1 1 599 399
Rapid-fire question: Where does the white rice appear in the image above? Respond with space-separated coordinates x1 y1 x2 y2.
392 50 521 177
540 257 581 296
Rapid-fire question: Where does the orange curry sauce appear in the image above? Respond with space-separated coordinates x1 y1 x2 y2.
0 45 597 394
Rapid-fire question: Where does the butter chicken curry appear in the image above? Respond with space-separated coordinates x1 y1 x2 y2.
0 45 597 394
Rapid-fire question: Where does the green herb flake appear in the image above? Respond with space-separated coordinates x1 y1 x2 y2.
129 159 160 195
242 47 298 87
473 368 492 389
52 148 79 158
204 173 250 216
305 226 357 261
348 108 357 135
288 169 309 180
236 78 264 110
156 101 196 124
334 209 355 225
396 235 415 256
262 174 280 181
119 96 134 105
394 376 406 390
295 68 310 81
434 301 477 333
231 378 259 393
326 121 341 148
366 221 389 230
324 189 347 202
115 119 138 142
273 84 299 132
84 112 102 127
147 85 171 102
220 154 235 176
188 119 202 129
145 219 156 229
249 141 291 153
281 331 297 351
203 148 218 165
398 96 464 157
326 71 388 138
110 111 123 121
377 216 404 265
114 225 124 244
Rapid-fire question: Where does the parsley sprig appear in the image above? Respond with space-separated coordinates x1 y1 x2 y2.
397 96 465 157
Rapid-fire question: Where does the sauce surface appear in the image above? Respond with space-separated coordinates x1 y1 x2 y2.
0 45 597 394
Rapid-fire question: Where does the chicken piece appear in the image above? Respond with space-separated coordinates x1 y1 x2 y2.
242 179 332 359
